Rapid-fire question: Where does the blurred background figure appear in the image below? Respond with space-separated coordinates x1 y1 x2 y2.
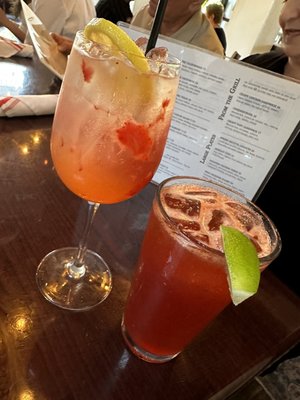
242 0 300 297
205 1 226 54
0 0 30 41
26 0 95 41
242 0 300 81
95 0 133 24
51 0 134 54
0 0 96 42
131 0 224 56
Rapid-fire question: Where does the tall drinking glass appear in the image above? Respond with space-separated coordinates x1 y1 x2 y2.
36 30 181 311
122 176 281 363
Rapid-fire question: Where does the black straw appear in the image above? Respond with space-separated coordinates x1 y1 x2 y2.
145 0 168 54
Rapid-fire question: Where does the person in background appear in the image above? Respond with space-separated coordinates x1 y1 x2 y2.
51 0 225 57
205 2 226 54
131 0 224 56
0 0 96 43
0 4 25 41
243 0 299 295
51 0 135 55
29 0 96 41
95 0 133 24
242 0 300 81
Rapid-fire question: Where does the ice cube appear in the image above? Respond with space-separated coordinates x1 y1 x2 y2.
171 218 200 231
208 209 231 231
164 193 200 217
135 37 148 53
226 201 259 231
184 190 217 203
181 231 210 246
198 190 217 197
146 47 168 61
146 47 179 77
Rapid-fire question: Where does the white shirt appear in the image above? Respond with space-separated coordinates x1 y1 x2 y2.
26 0 96 41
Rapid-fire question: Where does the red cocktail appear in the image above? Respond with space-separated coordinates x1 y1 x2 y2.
122 177 281 363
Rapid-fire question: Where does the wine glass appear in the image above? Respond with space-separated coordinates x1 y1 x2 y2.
36 29 181 311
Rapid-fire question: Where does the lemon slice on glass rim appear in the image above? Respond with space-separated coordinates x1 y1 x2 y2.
221 225 260 306
84 18 150 73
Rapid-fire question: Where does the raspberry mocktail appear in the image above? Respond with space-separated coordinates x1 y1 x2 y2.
122 177 281 363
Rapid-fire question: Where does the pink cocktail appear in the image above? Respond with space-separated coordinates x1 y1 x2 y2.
51 34 180 204
36 29 181 311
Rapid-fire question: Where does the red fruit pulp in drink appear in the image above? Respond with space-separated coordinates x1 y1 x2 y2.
124 208 231 356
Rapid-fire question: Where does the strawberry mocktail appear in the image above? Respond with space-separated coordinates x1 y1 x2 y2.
51 32 180 204
36 27 181 311
122 177 281 363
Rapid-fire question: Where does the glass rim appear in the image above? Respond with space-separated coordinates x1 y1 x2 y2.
74 30 181 68
155 175 282 264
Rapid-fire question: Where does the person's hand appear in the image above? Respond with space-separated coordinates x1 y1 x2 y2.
50 32 73 55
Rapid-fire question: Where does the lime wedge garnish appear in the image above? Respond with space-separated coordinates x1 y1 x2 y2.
84 18 149 73
221 226 260 306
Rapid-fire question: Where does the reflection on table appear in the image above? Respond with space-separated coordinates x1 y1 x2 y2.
0 52 61 96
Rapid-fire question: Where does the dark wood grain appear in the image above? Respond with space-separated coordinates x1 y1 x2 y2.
0 54 300 400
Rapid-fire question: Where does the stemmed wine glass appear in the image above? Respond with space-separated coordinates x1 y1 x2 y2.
36 29 181 311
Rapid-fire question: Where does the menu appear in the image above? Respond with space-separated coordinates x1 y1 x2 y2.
122 24 300 200
21 0 67 79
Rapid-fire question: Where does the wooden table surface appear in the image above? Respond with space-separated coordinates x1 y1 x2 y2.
1 54 300 400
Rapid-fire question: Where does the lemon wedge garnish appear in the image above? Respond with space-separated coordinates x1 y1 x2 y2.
221 226 260 306
84 18 149 73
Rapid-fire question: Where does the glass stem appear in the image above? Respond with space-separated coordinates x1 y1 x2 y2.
69 202 100 277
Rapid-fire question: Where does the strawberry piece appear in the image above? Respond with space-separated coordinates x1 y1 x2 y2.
162 98 170 109
149 98 170 127
81 59 94 82
117 121 152 159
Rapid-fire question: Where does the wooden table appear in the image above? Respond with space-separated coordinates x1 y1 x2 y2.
0 53 61 96
1 55 300 400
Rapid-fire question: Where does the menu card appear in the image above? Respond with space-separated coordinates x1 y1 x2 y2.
21 0 67 79
122 24 300 200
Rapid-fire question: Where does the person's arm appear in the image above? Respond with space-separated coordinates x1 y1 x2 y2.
0 7 26 42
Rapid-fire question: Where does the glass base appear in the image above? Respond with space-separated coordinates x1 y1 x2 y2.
36 247 112 311
121 318 179 363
